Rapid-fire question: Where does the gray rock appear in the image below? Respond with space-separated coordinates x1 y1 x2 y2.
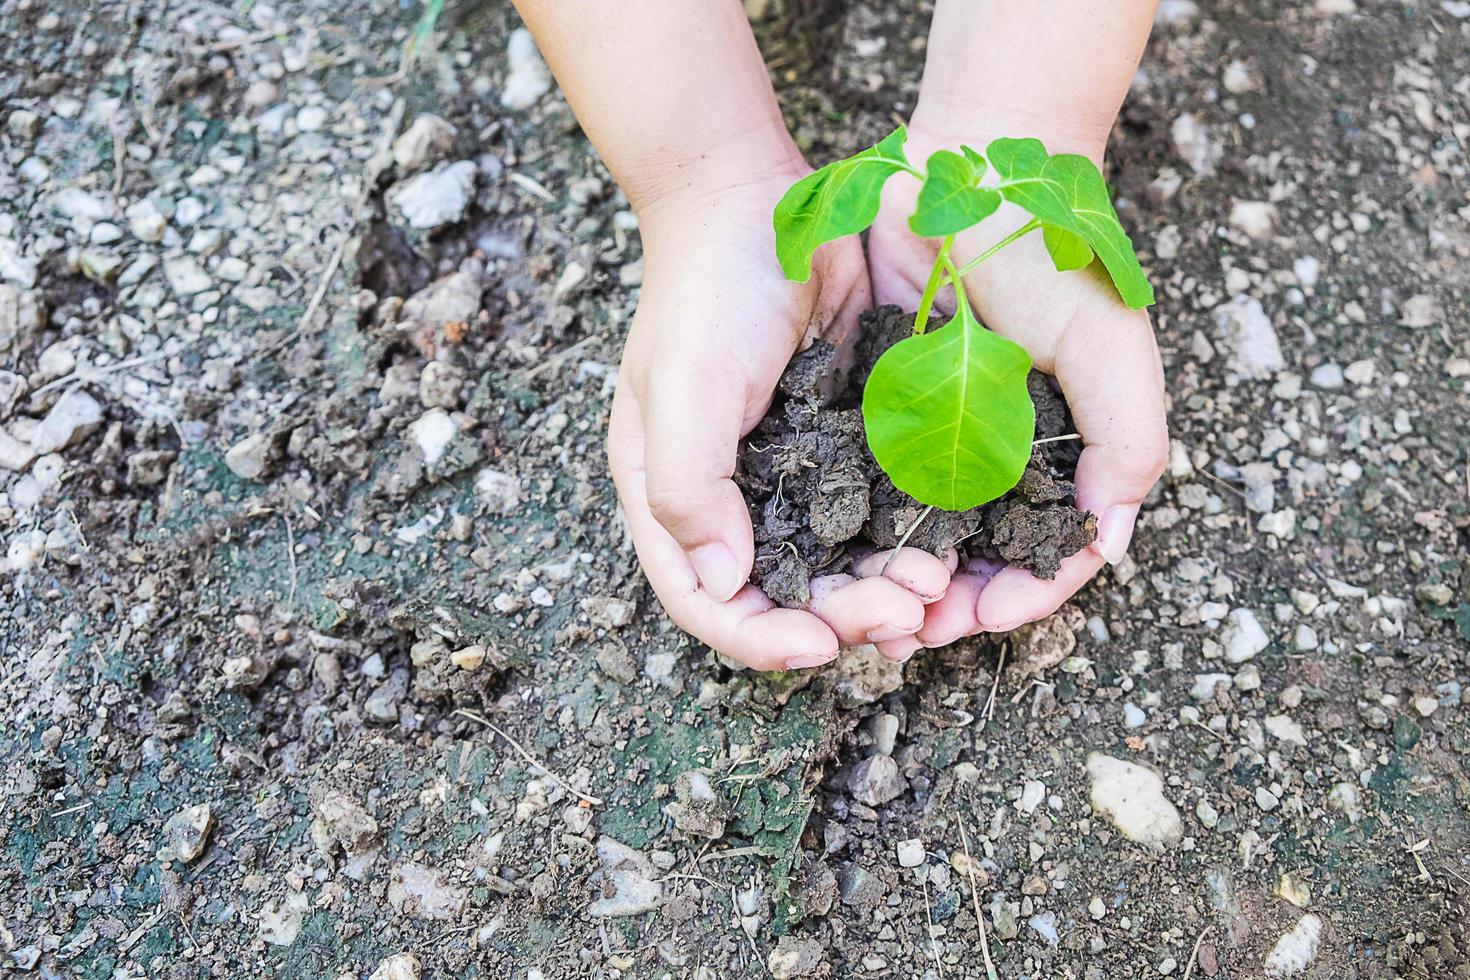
418 360 464 409
312 790 380 857
767 936 823 979
1214 295 1284 378
392 114 457 172
0 237 37 288
1222 608 1270 663
30 391 103 454
847 754 905 806
159 803 213 863
225 432 273 480
164 257 212 297
368 953 422 980
387 862 466 921
1086 753 1182 850
588 837 663 917
0 429 35 472
0 284 44 350
390 161 477 230
1309 363 1344 389
664 770 726 839
500 29 552 110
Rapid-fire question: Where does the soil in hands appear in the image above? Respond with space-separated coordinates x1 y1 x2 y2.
737 305 1097 608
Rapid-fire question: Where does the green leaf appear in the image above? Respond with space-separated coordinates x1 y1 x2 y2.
862 304 1035 511
773 126 910 282
908 150 1001 237
1043 224 1093 271
986 137 1155 308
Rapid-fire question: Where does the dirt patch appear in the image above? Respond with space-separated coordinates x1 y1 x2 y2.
739 305 1096 607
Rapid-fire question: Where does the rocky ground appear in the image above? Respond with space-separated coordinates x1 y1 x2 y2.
2 0 1467 978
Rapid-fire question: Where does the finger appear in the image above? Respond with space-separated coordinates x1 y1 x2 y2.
634 360 755 602
808 574 927 647
1054 302 1169 565
974 548 1107 633
875 635 924 663
609 387 838 670
850 548 955 603
916 571 991 647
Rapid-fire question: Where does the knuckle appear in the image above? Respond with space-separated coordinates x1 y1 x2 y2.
644 483 698 532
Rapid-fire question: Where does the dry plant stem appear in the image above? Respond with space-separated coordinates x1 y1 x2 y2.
880 504 936 575
453 708 604 806
1031 433 1081 446
1181 925 1213 980
958 817 1000 980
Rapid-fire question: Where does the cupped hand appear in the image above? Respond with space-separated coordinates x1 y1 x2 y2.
608 172 954 670
866 127 1169 646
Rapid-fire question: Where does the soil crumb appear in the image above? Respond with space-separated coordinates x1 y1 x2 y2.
737 305 1097 608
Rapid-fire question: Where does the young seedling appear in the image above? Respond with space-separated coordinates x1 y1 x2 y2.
772 126 1153 511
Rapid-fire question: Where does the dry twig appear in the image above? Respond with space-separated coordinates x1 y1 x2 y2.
453 708 603 806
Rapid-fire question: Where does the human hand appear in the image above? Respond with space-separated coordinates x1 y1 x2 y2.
609 171 955 670
866 125 1168 647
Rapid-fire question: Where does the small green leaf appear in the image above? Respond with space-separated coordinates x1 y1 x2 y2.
773 126 910 282
1043 224 1093 271
909 150 1001 237
862 304 1035 511
960 144 987 174
986 137 1155 308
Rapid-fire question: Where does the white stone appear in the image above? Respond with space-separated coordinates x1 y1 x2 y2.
126 199 167 242
225 433 272 480
1123 703 1147 728
475 467 521 512
30 391 103 454
1086 753 1182 850
1294 624 1318 651
164 257 212 297
1018 780 1046 815
1214 295 1284 378
368 953 422 980
1222 608 1269 663
159 803 213 863
1344 359 1375 385
500 29 552 110
295 105 328 132
409 409 456 466
392 114 457 172
0 237 37 288
1265 714 1307 746
1264 913 1323 976
588 838 663 917
1171 113 1221 175
1310 363 1344 389
1191 673 1231 700
895 838 925 868
1230 200 1276 239
1258 509 1297 539
1293 256 1320 288
1222 59 1254 93
390 161 477 230
0 429 37 471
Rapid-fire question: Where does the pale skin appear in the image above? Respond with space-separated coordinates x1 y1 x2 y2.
512 0 1169 670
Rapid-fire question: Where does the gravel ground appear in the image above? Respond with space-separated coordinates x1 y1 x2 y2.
2 1 1467 978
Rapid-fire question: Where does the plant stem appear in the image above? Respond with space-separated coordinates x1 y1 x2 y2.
912 234 955 335
950 218 1043 280
941 253 972 318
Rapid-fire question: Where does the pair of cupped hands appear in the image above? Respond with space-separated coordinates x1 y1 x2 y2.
607 127 1169 672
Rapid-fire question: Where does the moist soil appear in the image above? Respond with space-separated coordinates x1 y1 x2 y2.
740 305 1096 608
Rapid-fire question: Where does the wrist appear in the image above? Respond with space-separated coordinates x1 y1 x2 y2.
908 93 1112 164
621 118 806 226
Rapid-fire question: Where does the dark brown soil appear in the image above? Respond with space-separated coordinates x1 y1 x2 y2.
737 305 1097 608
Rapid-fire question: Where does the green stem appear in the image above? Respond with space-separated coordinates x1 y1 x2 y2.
950 218 1043 280
912 234 955 335
942 252 971 318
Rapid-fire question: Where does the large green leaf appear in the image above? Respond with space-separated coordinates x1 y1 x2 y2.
862 304 1035 511
986 137 1155 308
773 127 910 282
908 149 1001 237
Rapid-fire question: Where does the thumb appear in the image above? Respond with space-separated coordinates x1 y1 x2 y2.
1054 305 1169 564
635 358 756 603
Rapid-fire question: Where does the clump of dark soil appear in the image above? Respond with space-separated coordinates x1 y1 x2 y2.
738 306 1097 608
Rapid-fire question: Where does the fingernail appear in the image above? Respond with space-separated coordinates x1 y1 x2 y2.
923 632 962 649
690 542 742 601
981 618 1025 634
917 589 946 604
785 651 837 670
867 621 924 643
1095 503 1140 565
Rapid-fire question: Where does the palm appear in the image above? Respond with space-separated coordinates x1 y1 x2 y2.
864 156 1167 642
